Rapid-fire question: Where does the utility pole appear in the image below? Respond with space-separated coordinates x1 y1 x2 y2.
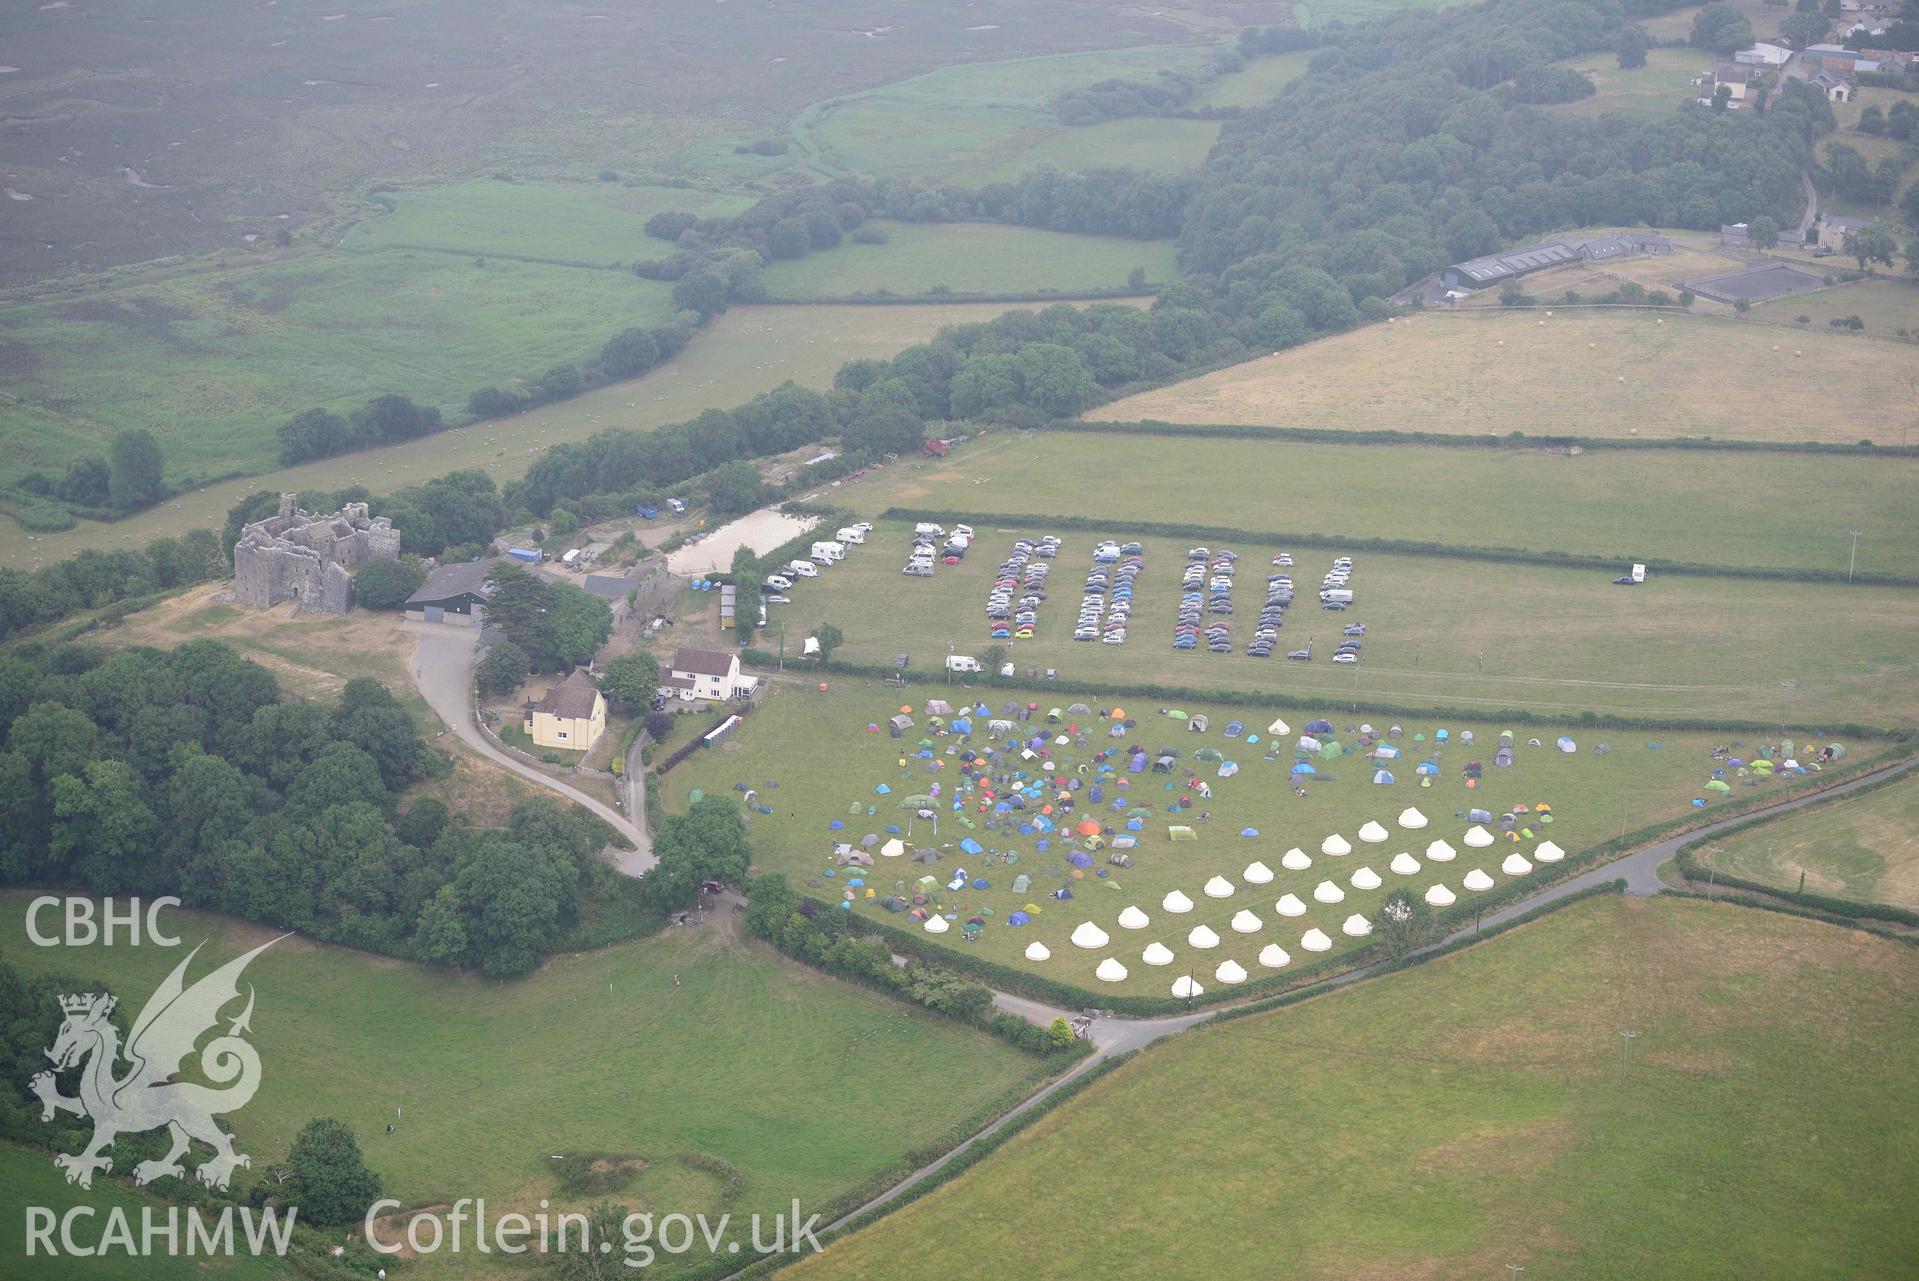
1847 530 1862 585
1780 680 1795 732
1619 1029 1637 1083
1507 1266 1526 1281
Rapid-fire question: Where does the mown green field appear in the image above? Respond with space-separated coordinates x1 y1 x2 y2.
1294 0 1474 24
768 521 1919 725
792 43 1227 182
0 250 678 487
341 179 754 265
1710 770 1919 908
891 431 1919 576
1753 277 1919 340
6 299 1052 568
1551 48 1702 120
664 682 1772 997
1192 52 1313 109
784 896 1919 1280
0 1143 294 1279
760 223 1176 298
0 893 1037 1279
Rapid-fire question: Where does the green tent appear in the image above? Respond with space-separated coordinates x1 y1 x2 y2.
1705 779 1732 793
1196 748 1223 762
1168 825 1198 841
1165 709 1189 720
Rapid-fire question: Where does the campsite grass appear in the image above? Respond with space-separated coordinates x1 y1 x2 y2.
1098 309 1919 445
1549 48 1702 120
781 895 1919 1280
663 681 1754 998
791 43 1228 182
1709 769 1919 909
759 223 1178 298
883 430 1919 576
0 893 1038 1280
0 1142 294 1279
770 520 1919 725
5 299 1056 568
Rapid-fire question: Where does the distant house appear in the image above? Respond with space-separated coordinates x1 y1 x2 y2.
1582 233 1674 262
1823 214 1872 238
1712 67 1753 98
525 668 606 751
1734 42 1793 67
1807 71 1854 101
405 556 511 625
1720 222 1806 248
662 646 749 702
1801 44 1880 74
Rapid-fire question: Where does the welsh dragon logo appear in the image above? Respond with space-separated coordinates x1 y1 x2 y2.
33 937 283 1191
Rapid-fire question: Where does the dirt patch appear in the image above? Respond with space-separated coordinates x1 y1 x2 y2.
665 508 819 575
1415 1115 1573 1177
0 341 40 376
53 296 194 341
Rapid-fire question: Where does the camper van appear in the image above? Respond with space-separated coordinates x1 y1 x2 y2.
560 548 581 567
836 527 866 545
785 559 820 578
945 655 983 674
914 522 946 537
810 541 845 563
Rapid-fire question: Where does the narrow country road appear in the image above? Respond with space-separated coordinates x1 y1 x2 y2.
409 625 654 873
792 755 1918 1244
1795 168 1818 240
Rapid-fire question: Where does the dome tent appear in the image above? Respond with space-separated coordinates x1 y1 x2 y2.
1187 924 1221 949
1117 905 1150 929
1464 825 1495 847
1203 875 1235 898
1163 889 1195 913
1025 941 1051 960
1243 860 1275 884
1463 868 1495 891
1321 833 1352 856
1397 807 1428 829
1390 852 1422 875
1358 820 1390 842
1171 975 1204 998
1425 883 1457 906
1258 943 1291 968
1502 852 1534 876
1215 959 1248 984
1342 914 1373 937
1301 928 1333 952
1313 880 1346 904
1096 957 1129 983
1275 893 1307 916
1534 840 1566 862
1282 848 1312 870
1350 866 1383 890
1230 909 1262 933
1142 941 1176 966
924 915 951 933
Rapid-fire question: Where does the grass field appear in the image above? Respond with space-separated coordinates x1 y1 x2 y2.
783 895 1919 1279
1192 52 1313 108
1752 276 1919 338
341 179 754 266
1293 0 1473 23
662 682 1776 996
0 893 1038 1279
1709 770 1919 909
792 43 1228 182
766 521 1919 724
1099 310 1919 444
0 249 679 487
885 430 1919 576
759 223 1179 298
1550 48 1702 120
5 299 1063 568
0 1143 294 1279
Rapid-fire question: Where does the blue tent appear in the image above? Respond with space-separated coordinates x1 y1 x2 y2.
1415 761 1440 776
1239 827 1260 837
960 837 984 855
1372 768 1396 784
971 878 991 890
1374 743 1400 759
1306 718 1334 734
1224 720 1245 738
1007 911 1030 926
952 717 973 733
1291 762 1316 775
1068 851 1094 868
1435 728 1450 742
829 820 845 830
1126 817 1143 831
885 824 902 834
875 783 892 794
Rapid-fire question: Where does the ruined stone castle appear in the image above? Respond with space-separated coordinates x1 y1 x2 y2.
232 494 400 614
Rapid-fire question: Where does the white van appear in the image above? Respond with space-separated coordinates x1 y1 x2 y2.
785 560 819 578
836 527 866 545
1319 588 1355 605
914 522 946 537
945 655 982 674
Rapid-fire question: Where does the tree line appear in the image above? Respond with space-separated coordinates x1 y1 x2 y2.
12 428 169 531
0 640 637 976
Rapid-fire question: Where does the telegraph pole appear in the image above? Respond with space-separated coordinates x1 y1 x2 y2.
1619 1029 1637 1083
1847 530 1862 584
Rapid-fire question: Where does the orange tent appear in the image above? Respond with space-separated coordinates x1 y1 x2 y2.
1075 819 1101 836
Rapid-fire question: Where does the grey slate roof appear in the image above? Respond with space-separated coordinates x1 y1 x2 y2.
407 556 511 605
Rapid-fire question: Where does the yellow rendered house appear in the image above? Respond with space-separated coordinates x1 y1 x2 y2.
525 668 605 751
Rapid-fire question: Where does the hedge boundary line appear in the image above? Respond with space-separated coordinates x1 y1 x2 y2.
1671 763 1919 927
1660 888 1919 947
697 1051 1141 1281
1058 419 1919 460
876 504 1919 588
747 648 1906 740
754 286 1159 306
739 720 1915 1014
